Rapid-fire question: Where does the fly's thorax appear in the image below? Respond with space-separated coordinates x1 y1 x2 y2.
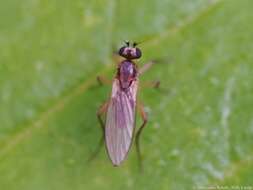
118 60 137 89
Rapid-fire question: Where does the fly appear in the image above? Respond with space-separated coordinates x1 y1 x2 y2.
95 41 159 169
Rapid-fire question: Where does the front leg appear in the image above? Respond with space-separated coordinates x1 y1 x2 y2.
139 56 172 75
139 60 157 75
139 60 160 90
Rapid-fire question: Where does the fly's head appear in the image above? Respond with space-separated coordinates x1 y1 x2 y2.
118 41 142 60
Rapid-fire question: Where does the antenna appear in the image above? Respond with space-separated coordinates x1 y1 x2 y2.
124 40 130 47
133 42 138 47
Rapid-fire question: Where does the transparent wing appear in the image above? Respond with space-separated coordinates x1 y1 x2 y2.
105 79 138 166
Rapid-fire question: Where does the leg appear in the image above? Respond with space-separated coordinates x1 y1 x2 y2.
97 101 109 131
88 101 109 162
139 60 160 90
142 80 160 89
97 75 112 86
136 102 148 171
139 60 157 75
139 56 173 76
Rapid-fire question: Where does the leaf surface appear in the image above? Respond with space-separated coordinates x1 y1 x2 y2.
0 0 253 189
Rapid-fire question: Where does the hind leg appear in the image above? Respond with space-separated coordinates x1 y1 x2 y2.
135 102 148 171
88 101 109 162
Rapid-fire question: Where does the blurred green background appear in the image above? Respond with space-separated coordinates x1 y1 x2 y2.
0 0 253 189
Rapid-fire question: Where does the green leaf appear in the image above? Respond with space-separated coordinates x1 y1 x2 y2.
1 0 253 189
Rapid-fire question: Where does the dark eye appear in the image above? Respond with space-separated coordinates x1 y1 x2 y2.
135 48 142 59
118 46 126 56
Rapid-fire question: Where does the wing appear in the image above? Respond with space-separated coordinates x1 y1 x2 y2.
105 79 138 166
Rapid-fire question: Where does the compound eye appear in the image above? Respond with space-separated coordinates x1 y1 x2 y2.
118 46 126 56
118 46 142 59
135 48 142 59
